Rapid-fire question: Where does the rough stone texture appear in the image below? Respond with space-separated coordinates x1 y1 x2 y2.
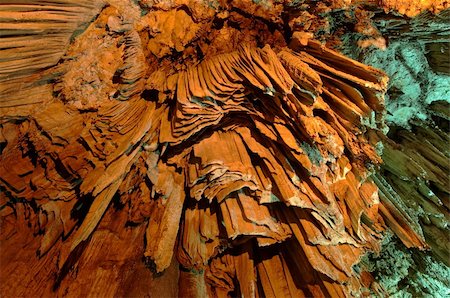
339 10 450 128
339 8 450 296
362 41 450 127
0 1 448 297
356 233 450 297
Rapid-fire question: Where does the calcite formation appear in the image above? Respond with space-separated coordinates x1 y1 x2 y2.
0 0 447 297
374 121 449 265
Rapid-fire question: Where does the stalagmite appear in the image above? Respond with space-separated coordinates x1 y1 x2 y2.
0 0 448 297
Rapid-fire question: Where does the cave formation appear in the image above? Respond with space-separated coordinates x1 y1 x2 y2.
0 0 449 297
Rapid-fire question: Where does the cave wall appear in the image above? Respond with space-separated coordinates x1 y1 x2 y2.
0 1 449 297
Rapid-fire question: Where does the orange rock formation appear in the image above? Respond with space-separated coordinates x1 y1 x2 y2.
0 0 447 297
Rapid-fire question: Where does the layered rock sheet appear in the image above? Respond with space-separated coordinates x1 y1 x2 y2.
370 121 450 266
0 0 104 115
0 0 445 297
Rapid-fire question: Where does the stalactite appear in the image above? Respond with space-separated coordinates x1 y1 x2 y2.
0 0 448 297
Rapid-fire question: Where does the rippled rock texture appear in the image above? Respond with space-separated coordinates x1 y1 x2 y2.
0 1 448 297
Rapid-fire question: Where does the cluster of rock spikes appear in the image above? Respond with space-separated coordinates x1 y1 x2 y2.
0 0 447 297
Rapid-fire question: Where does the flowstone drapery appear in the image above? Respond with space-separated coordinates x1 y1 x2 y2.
0 1 448 297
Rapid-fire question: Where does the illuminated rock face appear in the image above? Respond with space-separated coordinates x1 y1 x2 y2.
0 1 447 297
